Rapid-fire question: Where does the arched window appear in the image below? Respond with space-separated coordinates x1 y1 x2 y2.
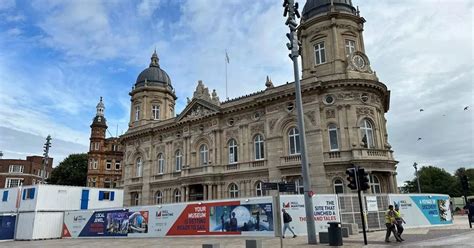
136 157 143 177
254 134 265 160
255 181 265 197
228 139 238 164
369 174 381 194
334 179 344 194
175 150 182 172
328 124 339 151
155 191 163 204
174 189 181 203
360 119 375 148
157 153 164 174
229 183 239 198
288 127 300 155
199 144 208 166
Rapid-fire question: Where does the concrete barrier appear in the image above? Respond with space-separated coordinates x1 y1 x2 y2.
202 244 220 248
341 227 349 237
341 223 358 235
319 232 329 243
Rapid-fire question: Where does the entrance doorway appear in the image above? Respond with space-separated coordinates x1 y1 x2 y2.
189 184 204 201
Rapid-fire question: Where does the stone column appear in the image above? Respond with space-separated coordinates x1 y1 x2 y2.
181 186 185 202
217 183 222 199
388 173 395 193
203 184 208 200
207 184 213 200
247 180 252 197
185 186 190 202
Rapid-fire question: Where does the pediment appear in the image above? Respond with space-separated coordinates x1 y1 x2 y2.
177 99 220 122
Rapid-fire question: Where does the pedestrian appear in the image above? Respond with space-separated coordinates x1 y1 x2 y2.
282 209 297 238
468 200 474 223
394 205 406 241
385 205 402 243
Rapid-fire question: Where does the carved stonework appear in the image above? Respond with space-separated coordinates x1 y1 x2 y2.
326 109 336 119
267 104 282 113
269 118 278 131
185 105 212 120
225 129 239 140
250 123 264 134
304 111 316 125
356 107 375 117
174 140 183 149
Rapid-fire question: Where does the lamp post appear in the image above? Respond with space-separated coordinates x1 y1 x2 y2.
413 162 421 193
42 135 52 184
283 0 317 244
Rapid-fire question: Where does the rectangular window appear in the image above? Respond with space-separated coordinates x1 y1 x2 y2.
92 178 97 187
22 188 35 200
93 160 98 169
9 165 24 173
106 160 112 170
5 178 23 188
135 106 140 121
345 40 356 55
115 161 121 170
112 144 118 151
99 190 114 201
314 42 326 65
94 142 99 151
329 129 339 151
152 105 160 120
2 191 8 201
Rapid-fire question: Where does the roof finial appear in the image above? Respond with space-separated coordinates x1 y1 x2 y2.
265 75 274 88
150 49 159 67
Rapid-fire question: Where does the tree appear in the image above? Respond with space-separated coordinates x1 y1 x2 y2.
401 166 461 196
454 167 474 196
47 153 88 186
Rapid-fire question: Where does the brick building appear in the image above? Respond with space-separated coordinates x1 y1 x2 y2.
0 156 53 188
86 97 123 188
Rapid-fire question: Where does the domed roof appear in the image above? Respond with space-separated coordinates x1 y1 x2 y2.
302 0 356 21
135 50 173 89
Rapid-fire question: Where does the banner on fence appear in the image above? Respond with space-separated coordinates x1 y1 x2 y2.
388 194 452 227
280 194 340 235
366 196 378 212
63 197 274 238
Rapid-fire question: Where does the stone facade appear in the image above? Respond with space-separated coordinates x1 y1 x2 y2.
0 156 53 188
87 98 123 188
120 1 398 206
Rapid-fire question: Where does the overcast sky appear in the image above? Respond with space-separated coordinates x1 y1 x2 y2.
0 0 472 184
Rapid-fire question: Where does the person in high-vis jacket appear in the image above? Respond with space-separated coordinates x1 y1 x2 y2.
385 205 403 243
394 205 406 240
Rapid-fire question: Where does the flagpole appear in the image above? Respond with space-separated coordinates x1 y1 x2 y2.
225 50 228 100
225 55 228 100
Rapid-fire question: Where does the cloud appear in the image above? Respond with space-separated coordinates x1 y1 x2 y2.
0 0 15 10
137 0 162 17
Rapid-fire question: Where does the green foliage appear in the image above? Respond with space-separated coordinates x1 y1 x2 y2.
47 153 88 186
401 165 473 197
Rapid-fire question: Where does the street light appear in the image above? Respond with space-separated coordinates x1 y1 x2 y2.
283 0 317 244
413 162 421 193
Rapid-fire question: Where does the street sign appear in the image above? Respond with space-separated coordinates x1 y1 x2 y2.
262 182 278 191
278 182 296 193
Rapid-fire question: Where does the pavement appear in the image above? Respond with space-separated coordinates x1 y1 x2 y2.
2 216 473 247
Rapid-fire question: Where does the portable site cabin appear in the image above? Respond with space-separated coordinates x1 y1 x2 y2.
0 187 20 240
0 184 123 240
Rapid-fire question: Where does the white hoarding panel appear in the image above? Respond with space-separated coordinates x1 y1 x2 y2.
280 194 340 235
0 188 20 213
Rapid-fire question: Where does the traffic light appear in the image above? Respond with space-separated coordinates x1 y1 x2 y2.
346 168 358 190
461 175 470 193
358 167 370 191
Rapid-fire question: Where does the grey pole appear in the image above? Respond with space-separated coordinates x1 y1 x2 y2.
283 0 317 244
413 162 421 193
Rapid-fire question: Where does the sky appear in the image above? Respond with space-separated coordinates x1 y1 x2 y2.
0 0 472 185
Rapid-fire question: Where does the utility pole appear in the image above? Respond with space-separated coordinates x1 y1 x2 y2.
283 0 317 244
42 135 52 184
413 162 421 193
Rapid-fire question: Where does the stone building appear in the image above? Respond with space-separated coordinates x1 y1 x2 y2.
121 0 398 206
86 97 123 188
0 156 53 188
